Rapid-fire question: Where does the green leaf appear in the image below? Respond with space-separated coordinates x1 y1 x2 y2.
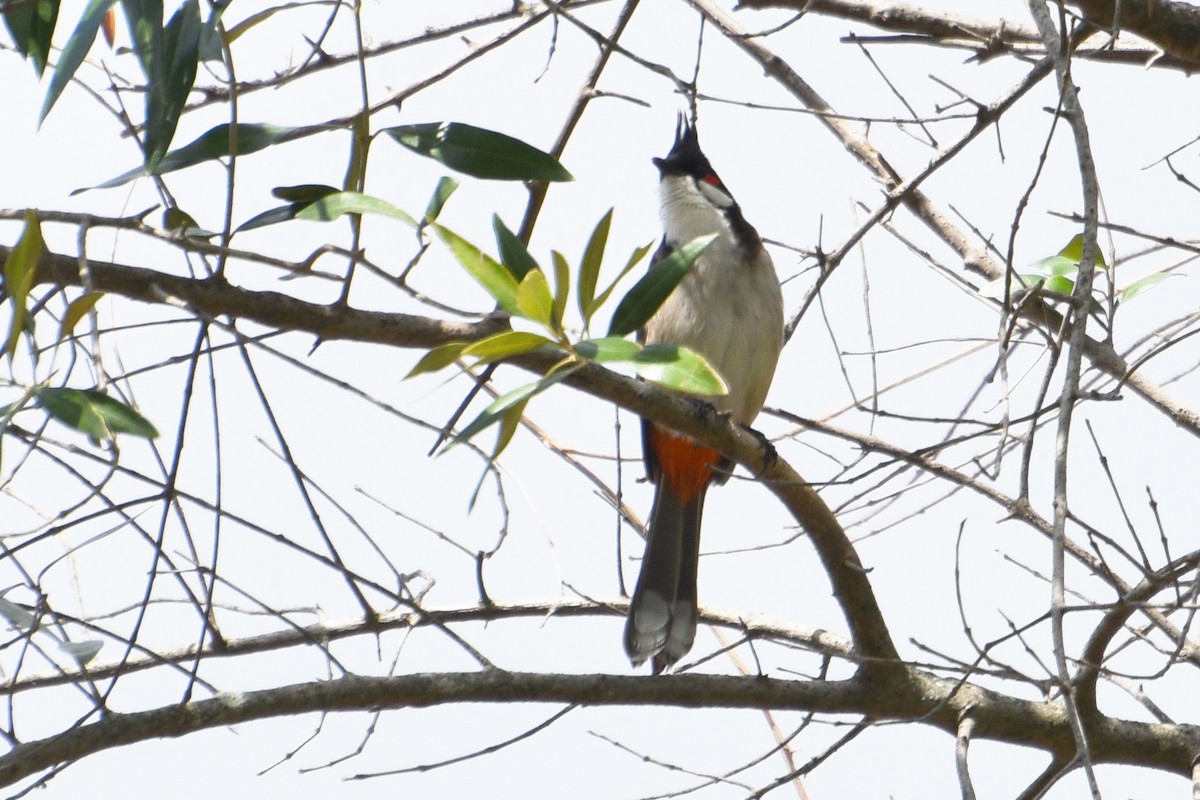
589 241 654 322
443 367 576 454
425 177 458 223
492 215 537 280
294 192 416 225
1033 255 1081 278
58 291 104 341
224 1 308 43
492 400 527 461
1119 272 1175 304
236 204 303 232
1042 275 1075 296
145 0 202 170
81 122 298 192
405 342 467 379
238 191 416 232
4 211 43 359
433 225 520 315
607 234 715 337
4 0 60 75
272 184 339 203
382 122 573 182
447 382 540 452
628 344 728 396
344 110 371 192
574 338 727 395
1057 233 1108 269
60 639 104 666
515 269 554 326
551 250 570 331
576 209 612 325
461 331 554 363
237 184 338 232
196 0 228 62
33 387 159 441
122 0 203 171
574 336 642 363
0 595 36 629
39 0 119 123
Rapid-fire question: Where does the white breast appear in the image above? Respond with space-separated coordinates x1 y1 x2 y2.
645 175 784 425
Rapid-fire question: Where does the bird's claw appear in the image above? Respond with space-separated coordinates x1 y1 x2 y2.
740 424 777 474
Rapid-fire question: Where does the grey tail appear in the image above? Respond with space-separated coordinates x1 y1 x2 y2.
623 483 705 673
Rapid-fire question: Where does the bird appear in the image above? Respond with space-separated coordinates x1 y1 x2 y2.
623 118 785 673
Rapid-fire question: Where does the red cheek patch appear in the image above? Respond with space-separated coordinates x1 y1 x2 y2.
702 173 722 187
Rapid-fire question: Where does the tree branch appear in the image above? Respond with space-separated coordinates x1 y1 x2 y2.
1 667 1196 788
15 241 899 665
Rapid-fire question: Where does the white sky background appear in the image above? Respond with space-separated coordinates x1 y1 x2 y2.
1 0 1199 797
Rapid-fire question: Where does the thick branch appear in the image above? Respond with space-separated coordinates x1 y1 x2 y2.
2 602 856 695
738 0 1200 68
16 244 504 347
0 668 1196 788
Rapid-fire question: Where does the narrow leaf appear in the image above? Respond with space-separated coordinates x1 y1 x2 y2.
607 234 715 337
60 639 104 665
461 331 554 363
574 336 642 363
4 0 60 75
405 342 467 379
344 110 371 192
80 122 297 192
58 291 104 341
239 191 416 232
0 596 35 628
551 250 570 331
34 387 159 441
576 209 612 324
589 241 654 320
515 269 554 326
382 122 572 182
144 0 201 170
225 1 309 42
40 0 119 123
4 211 44 359
425 177 458 223
492 400 529 461
236 204 304 232
443 367 576 453
433 225 520 315
492 215 537 280
294 192 416 226
272 184 339 203
1119 273 1174 304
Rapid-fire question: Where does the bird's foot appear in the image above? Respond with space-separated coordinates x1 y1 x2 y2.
739 423 777 475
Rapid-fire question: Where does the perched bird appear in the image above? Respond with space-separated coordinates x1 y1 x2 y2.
623 119 785 673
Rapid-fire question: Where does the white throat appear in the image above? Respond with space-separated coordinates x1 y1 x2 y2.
658 174 734 249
